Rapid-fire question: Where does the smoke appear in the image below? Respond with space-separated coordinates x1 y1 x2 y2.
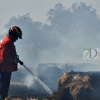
3 2 100 92
4 2 100 66
24 75 34 87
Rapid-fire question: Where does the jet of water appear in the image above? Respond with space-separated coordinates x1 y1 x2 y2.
22 64 53 95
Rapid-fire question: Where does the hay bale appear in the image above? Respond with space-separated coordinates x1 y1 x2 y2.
47 72 100 100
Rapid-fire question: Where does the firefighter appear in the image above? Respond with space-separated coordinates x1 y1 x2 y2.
0 26 23 100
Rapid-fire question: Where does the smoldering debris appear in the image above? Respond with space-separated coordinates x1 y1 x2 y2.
46 71 100 100
9 63 100 100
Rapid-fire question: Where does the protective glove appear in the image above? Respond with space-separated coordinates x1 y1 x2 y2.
14 55 23 65
14 58 19 64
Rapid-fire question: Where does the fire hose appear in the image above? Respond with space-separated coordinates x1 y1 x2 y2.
16 55 53 95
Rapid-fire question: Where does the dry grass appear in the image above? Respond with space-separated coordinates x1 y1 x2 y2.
11 98 38 100
5 98 39 100
11 98 49 100
27 98 38 100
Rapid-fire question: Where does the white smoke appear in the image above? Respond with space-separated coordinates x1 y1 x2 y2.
24 75 34 87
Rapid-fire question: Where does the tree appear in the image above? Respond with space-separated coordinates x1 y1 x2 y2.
4 2 100 64
47 2 100 62
4 13 60 65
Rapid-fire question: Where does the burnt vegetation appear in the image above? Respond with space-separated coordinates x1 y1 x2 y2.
9 63 100 100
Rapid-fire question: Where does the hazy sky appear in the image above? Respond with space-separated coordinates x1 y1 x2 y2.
0 0 100 33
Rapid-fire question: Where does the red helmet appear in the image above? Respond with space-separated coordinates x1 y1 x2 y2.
9 26 22 39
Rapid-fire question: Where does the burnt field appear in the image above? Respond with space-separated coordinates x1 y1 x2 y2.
9 71 100 100
8 68 50 100
8 63 100 100
9 83 49 99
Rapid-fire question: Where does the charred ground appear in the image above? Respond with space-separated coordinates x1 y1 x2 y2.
8 63 100 100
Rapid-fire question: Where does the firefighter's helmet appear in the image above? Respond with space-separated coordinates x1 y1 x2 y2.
9 26 22 39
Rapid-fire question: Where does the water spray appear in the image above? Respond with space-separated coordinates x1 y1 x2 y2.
18 59 53 95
